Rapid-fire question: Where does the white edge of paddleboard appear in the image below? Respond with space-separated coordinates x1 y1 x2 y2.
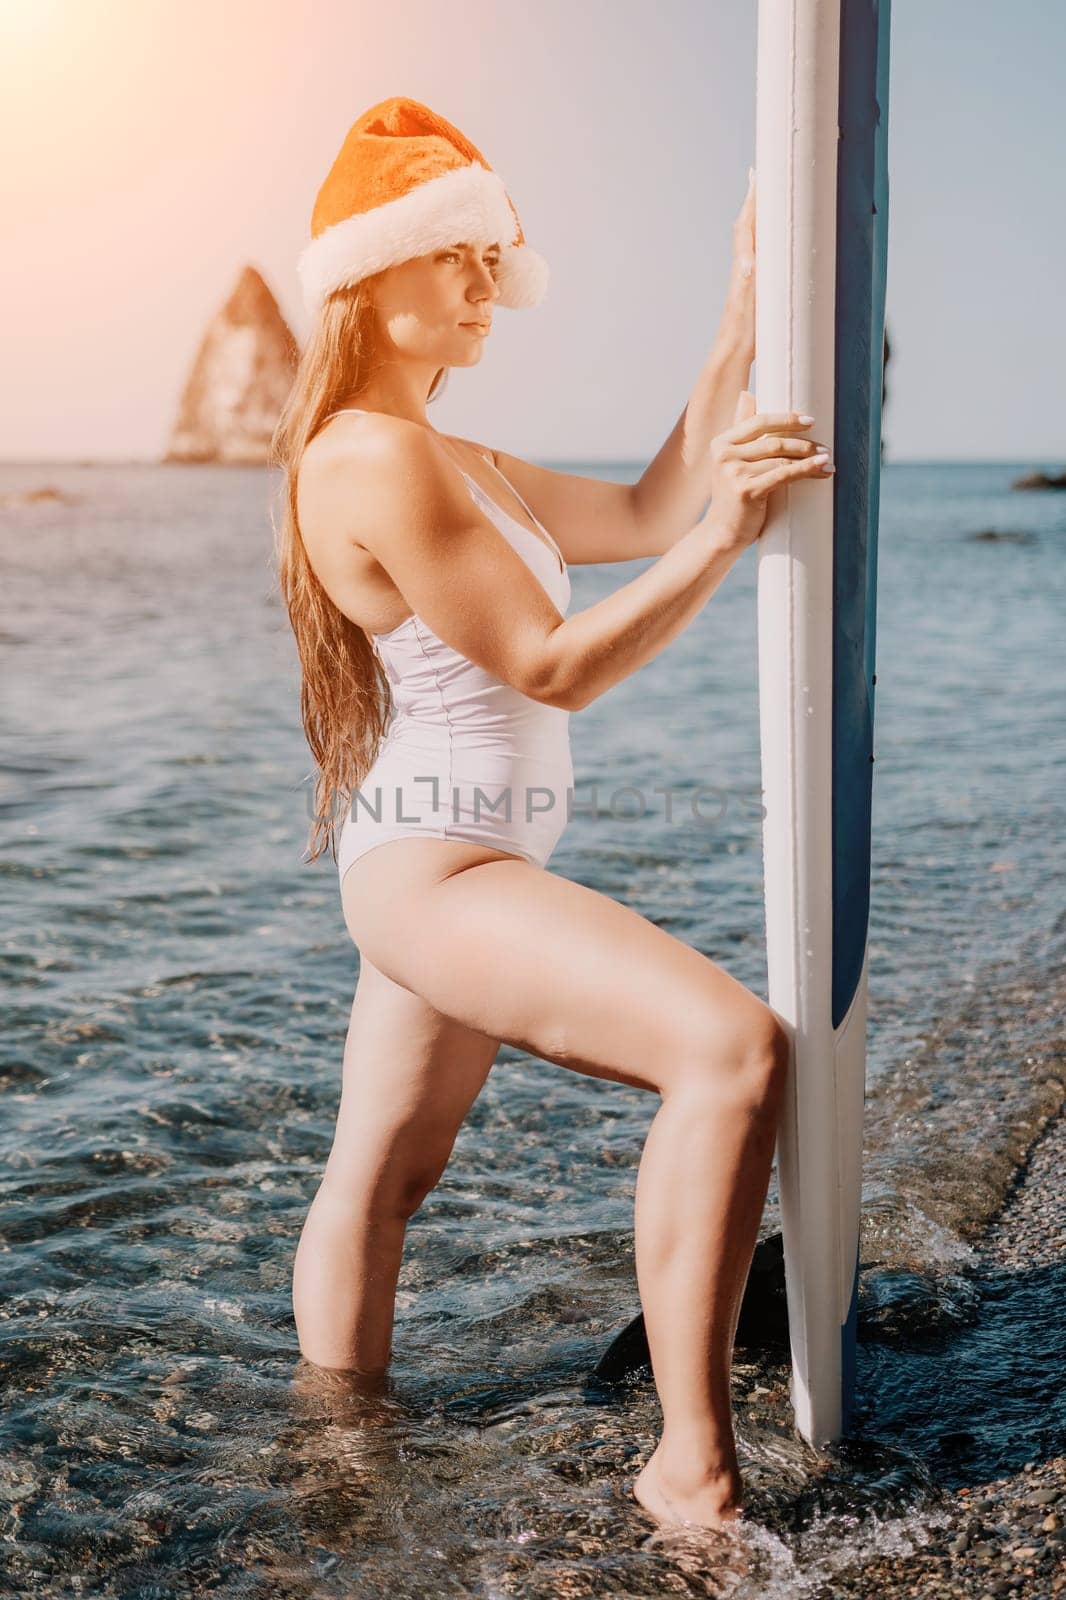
754 0 867 1448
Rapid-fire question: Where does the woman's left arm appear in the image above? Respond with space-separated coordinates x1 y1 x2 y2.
630 172 757 556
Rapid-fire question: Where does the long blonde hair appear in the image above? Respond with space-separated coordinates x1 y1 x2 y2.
269 279 449 865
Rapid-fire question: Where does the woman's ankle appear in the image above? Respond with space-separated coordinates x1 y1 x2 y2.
651 1434 740 1494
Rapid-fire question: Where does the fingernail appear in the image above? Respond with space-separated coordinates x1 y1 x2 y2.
748 166 755 188
798 413 815 424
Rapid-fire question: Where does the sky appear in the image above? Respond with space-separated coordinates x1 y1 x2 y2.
1 0 1062 464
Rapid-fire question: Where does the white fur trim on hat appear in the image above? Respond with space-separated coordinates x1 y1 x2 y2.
297 162 549 316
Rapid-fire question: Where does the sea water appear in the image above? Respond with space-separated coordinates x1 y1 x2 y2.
1 457 1062 1595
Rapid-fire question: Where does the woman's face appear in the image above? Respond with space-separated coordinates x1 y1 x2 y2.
370 242 502 367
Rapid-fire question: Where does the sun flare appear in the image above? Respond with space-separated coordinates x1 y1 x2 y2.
0 0 63 44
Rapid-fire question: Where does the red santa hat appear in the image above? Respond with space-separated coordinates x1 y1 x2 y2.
297 95 549 316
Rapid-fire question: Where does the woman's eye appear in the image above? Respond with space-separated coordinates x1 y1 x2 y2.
441 251 499 272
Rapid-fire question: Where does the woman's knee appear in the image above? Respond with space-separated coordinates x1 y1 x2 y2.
668 989 791 1114
748 1007 791 1113
372 1160 448 1221
322 1125 453 1221
326 1050 489 1221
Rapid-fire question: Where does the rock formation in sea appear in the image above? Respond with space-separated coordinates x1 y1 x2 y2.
164 266 298 464
1012 468 1066 490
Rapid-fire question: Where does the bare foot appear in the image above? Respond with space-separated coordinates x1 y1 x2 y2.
630 1442 744 1531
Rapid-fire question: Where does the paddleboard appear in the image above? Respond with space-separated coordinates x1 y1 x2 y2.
754 0 891 1445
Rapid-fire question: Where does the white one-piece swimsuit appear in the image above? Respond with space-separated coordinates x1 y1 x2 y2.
328 411 574 889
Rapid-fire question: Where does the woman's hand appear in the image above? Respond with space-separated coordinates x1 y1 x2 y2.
705 390 834 551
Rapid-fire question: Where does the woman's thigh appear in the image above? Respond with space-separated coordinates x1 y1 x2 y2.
340 839 785 1098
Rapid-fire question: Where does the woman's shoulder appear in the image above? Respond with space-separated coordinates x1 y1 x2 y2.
297 413 417 558
298 413 428 513
304 419 501 515
305 410 493 467
298 414 498 559
304 406 417 460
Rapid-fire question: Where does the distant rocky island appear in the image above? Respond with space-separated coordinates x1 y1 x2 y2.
1012 469 1066 490
164 266 298 464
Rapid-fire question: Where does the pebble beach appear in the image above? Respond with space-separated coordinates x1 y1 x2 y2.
789 1099 1066 1598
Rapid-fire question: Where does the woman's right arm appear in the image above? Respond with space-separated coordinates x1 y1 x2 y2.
302 404 829 712
536 520 750 709
543 392 833 708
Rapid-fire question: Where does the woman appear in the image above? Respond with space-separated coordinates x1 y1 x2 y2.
272 96 834 1531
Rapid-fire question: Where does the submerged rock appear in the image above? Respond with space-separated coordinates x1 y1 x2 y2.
0 485 80 508
164 266 298 464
